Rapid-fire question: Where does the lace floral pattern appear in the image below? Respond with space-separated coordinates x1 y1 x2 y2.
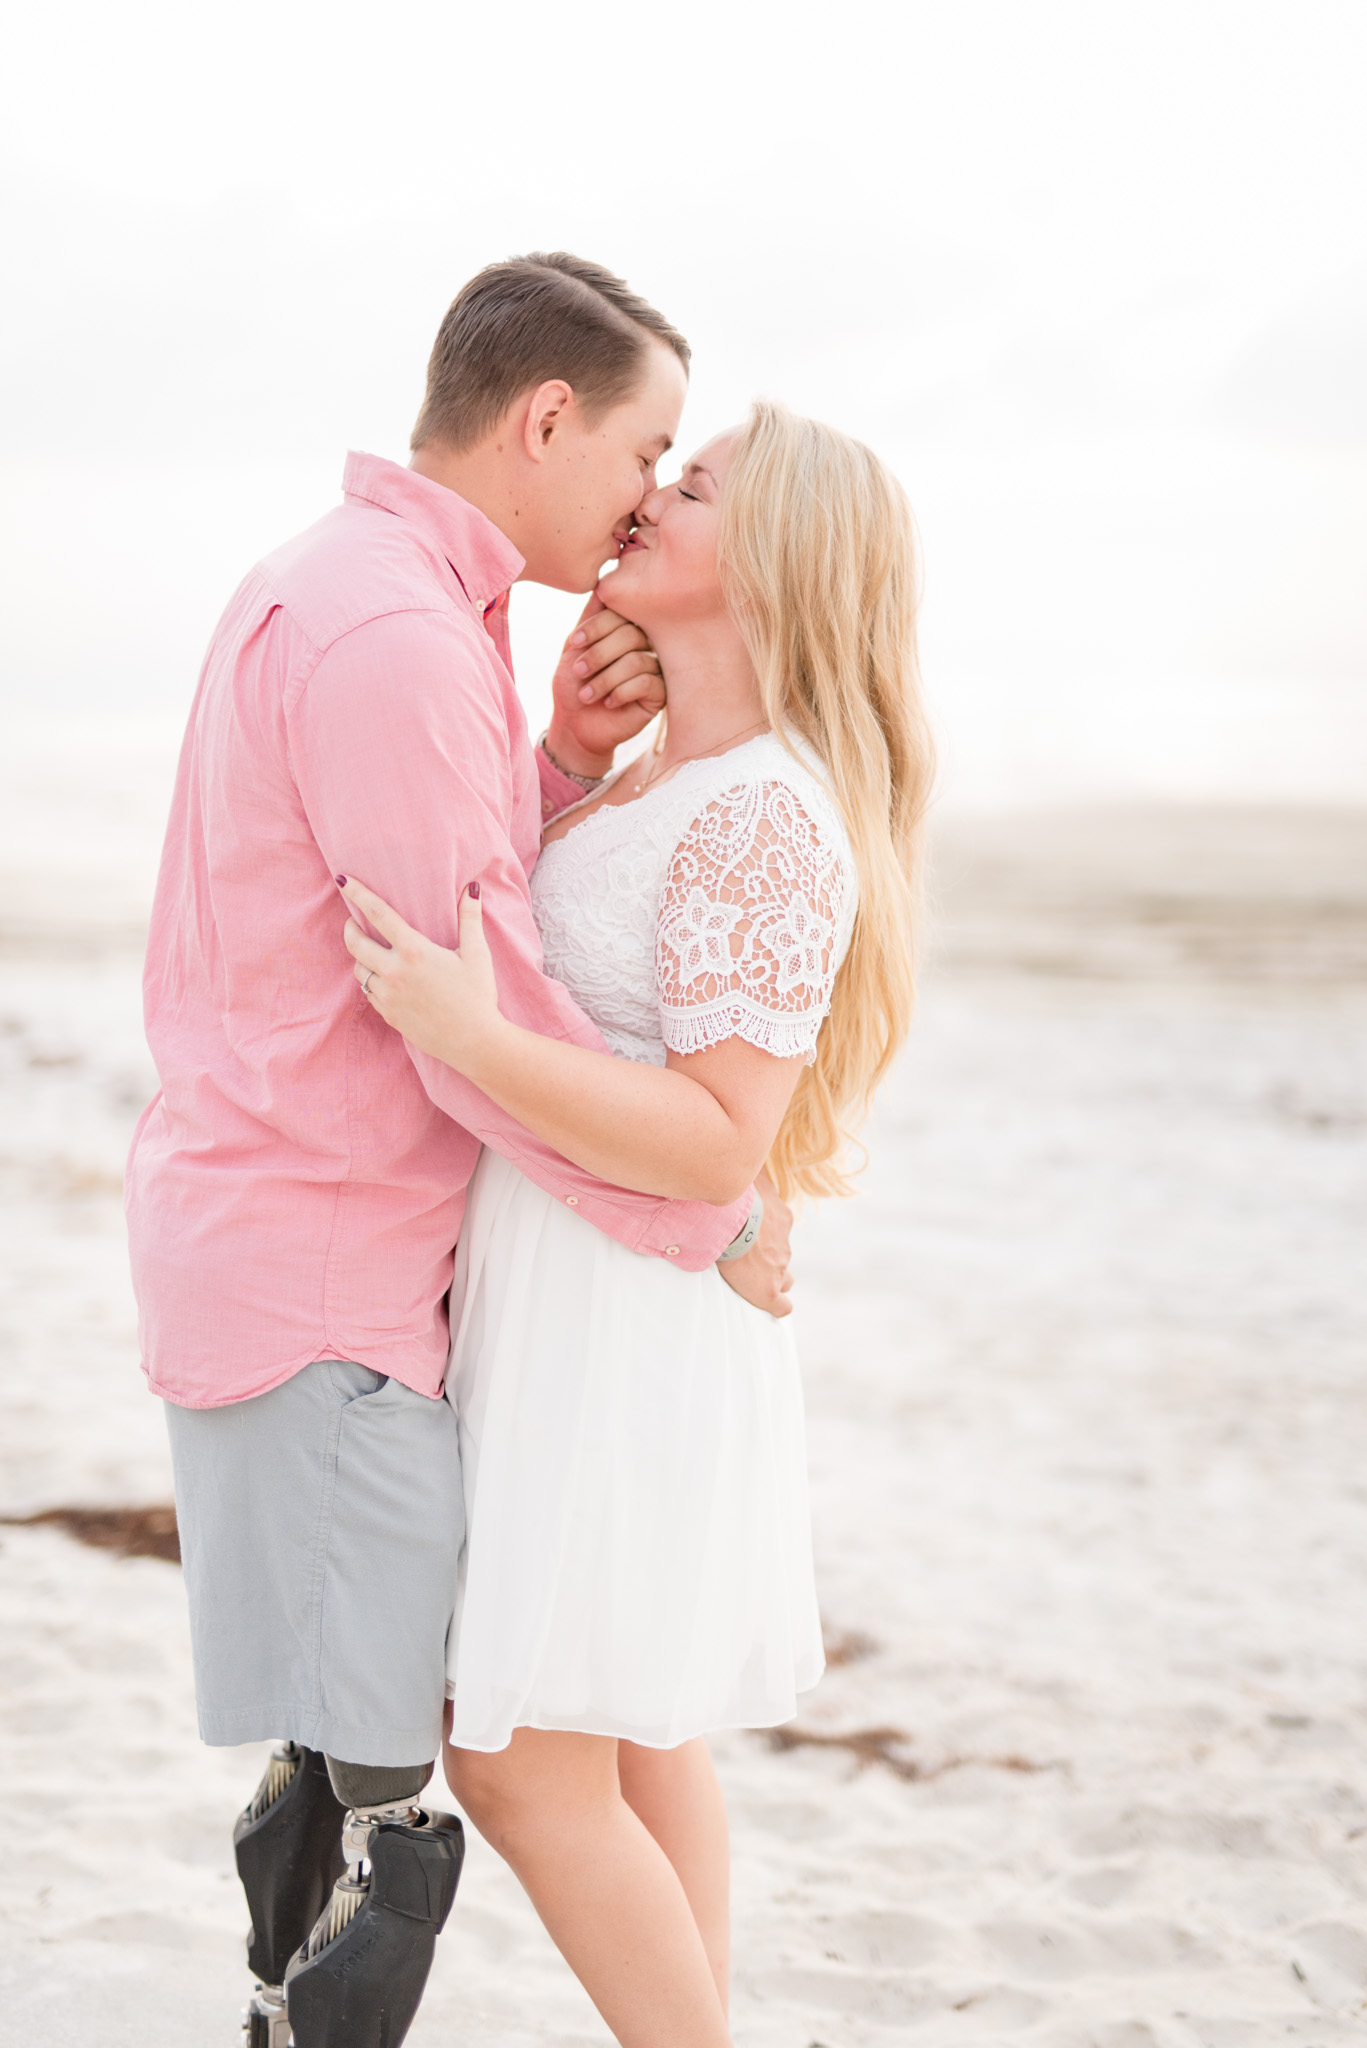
531 735 856 1069
655 778 845 1061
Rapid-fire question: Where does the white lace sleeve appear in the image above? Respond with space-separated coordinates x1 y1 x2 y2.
655 776 847 1063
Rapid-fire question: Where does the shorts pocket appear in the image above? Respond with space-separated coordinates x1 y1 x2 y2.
321 1359 390 1407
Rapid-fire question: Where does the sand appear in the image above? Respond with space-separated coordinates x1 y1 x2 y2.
1 736 1364 2046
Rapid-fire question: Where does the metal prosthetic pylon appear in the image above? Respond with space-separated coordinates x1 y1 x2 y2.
284 1803 465 2048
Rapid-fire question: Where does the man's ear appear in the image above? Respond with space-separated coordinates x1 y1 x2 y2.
523 379 575 462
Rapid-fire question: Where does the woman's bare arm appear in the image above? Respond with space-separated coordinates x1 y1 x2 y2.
341 879 800 1206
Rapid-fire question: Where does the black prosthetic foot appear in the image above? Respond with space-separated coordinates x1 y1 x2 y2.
234 1741 347 2038
284 1808 465 2048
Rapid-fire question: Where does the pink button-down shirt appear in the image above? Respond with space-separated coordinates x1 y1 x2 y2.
127 453 748 1408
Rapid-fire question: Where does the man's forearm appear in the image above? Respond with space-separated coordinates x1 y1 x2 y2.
542 722 613 784
536 735 602 813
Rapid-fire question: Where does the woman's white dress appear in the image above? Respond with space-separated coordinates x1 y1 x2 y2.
444 733 856 1752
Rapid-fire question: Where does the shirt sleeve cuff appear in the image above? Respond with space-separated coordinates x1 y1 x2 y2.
536 740 597 820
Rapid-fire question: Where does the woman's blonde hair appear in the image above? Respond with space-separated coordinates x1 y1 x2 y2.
719 401 935 1200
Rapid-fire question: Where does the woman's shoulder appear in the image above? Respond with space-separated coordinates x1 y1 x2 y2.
666 733 859 937
658 733 860 997
678 730 830 806
681 732 851 857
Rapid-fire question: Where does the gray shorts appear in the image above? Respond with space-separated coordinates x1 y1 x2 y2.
164 1361 463 1767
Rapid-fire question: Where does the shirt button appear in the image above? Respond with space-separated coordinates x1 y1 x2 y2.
542 799 553 814
664 1245 679 1256
566 1196 579 1207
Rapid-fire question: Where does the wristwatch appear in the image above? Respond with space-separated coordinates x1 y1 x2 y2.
717 1192 764 1263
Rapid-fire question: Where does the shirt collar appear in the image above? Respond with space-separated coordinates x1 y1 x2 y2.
341 451 525 609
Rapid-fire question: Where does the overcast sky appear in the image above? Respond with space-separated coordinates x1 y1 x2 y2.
3 0 1365 803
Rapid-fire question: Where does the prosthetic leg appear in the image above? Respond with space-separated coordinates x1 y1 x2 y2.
233 1744 347 2047
283 1759 464 2048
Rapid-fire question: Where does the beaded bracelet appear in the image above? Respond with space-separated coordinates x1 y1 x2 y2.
538 733 607 793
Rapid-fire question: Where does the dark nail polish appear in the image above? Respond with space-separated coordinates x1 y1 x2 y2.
468 880 480 900
335 875 347 886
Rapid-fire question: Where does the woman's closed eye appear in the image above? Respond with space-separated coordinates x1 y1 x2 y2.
678 487 700 503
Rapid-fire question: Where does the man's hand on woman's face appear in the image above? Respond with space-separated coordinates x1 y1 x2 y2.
545 594 664 780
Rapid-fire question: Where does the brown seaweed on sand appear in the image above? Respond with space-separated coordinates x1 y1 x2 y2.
0 1503 181 1563
766 1722 1050 1784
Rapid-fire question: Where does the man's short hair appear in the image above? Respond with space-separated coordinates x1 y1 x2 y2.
411 252 690 453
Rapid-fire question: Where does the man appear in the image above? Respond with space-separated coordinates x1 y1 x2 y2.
127 252 792 2048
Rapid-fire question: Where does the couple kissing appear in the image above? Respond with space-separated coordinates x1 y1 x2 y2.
127 250 934 2048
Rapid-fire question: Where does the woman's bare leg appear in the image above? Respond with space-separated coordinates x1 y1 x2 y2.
617 1738 730 2015
445 1728 731 2048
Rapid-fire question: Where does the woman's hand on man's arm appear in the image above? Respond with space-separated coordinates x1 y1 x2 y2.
342 877 509 1076
341 877 797 1317
340 879 803 1206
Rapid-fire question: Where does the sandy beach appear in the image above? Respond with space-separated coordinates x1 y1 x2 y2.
1 735 1364 2047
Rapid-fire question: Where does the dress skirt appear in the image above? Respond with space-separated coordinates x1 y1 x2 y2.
443 1148 825 1752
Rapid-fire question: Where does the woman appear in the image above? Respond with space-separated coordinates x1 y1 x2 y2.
340 401 933 2048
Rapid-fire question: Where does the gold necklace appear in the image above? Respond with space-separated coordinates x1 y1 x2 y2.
630 719 770 799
